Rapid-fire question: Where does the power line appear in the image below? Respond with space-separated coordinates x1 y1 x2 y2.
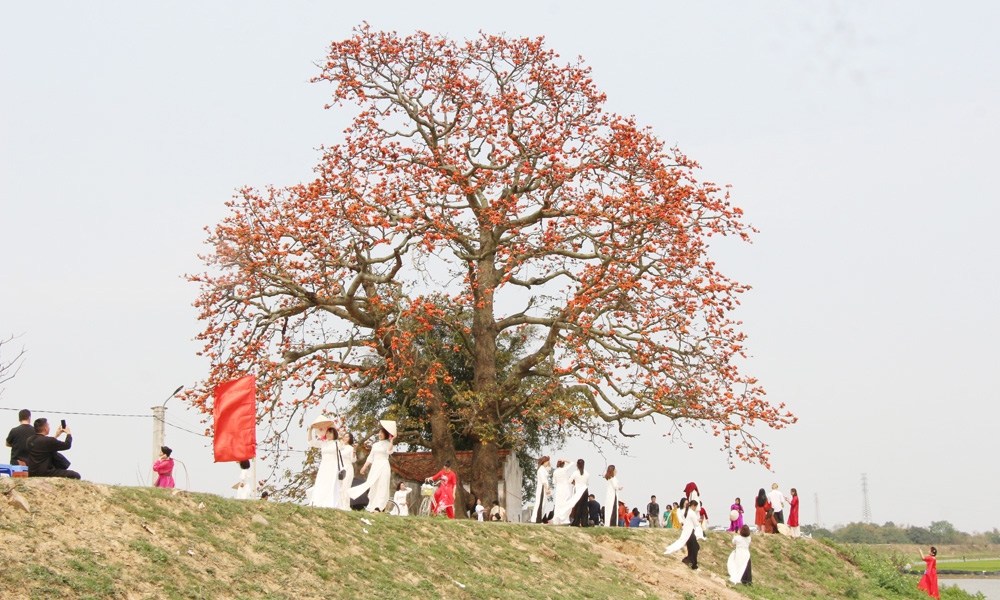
2 405 309 454
0 406 152 418
164 420 210 437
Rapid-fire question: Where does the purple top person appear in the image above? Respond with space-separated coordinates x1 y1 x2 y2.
728 498 745 532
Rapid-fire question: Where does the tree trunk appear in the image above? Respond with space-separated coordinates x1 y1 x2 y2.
468 238 502 511
425 383 467 516
470 435 501 509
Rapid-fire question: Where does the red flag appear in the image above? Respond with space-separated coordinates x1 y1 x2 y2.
212 375 256 462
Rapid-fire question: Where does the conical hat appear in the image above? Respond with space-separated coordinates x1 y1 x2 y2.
310 415 335 430
379 419 397 438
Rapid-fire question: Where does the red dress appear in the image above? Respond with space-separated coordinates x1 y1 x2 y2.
788 495 799 527
153 458 175 488
429 469 457 519
755 501 771 528
918 556 939 599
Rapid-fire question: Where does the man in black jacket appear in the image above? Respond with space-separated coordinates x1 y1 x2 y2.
587 494 602 526
26 418 80 479
5 408 34 465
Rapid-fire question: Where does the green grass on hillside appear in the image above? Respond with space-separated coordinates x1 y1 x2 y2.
0 480 990 600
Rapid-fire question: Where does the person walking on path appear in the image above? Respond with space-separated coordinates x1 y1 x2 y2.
337 433 356 510
788 488 801 538
426 460 458 519
603 465 622 527
351 421 396 512
6 409 34 466
152 446 175 488
767 483 787 524
647 495 661 528
727 525 753 585
664 499 704 570
917 547 940 599
728 497 744 532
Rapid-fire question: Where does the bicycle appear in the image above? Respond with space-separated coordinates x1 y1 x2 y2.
418 482 444 517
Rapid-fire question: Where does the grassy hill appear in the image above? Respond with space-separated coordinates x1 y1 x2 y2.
0 478 986 600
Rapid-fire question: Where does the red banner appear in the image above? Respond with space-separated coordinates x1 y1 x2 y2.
212 375 256 462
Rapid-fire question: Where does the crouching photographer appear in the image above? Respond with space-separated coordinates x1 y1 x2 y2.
26 418 80 479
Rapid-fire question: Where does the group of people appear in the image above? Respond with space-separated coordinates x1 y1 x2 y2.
747 484 801 537
526 459 807 587
528 456 600 526
528 458 663 528
660 482 754 585
5 409 80 479
303 417 396 512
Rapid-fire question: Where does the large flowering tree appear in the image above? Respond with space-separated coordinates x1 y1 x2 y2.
189 26 794 505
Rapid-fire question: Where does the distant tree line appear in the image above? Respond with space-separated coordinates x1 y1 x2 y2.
805 521 1000 545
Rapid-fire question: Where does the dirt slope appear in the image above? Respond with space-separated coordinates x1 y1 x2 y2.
0 478 897 600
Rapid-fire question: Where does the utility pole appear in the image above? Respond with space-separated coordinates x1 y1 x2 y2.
151 405 166 466
152 386 184 469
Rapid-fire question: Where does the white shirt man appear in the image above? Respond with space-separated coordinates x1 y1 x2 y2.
767 484 786 524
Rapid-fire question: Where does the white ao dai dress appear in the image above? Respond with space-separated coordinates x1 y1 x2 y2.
337 443 356 510
551 464 573 525
308 438 343 508
392 488 410 516
727 534 752 584
349 439 393 511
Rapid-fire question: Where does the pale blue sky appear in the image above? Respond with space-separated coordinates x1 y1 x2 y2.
2 1 997 531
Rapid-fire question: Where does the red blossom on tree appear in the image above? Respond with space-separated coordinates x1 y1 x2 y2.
188 25 795 504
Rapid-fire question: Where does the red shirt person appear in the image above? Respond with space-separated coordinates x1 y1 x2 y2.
426 462 458 519
153 446 175 488
917 547 940 599
787 487 800 535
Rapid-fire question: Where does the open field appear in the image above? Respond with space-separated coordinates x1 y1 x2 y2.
935 560 1000 573
0 478 986 599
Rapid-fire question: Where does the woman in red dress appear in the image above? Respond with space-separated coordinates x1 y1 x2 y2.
426 461 458 519
754 488 770 532
152 446 175 488
788 487 801 538
917 546 939 599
